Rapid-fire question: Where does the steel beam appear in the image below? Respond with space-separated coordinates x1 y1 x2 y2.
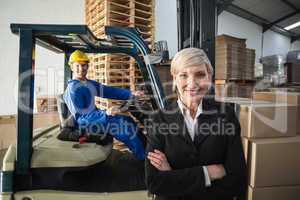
217 0 234 15
281 0 299 10
263 10 300 32
226 4 295 38
16 29 35 176
291 35 300 43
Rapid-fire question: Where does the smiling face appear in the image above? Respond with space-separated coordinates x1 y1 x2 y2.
70 61 89 81
174 63 211 108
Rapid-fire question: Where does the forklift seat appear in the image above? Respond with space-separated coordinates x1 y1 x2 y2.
28 95 113 169
56 94 113 145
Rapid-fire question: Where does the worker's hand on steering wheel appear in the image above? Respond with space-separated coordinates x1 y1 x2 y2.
106 106 122 116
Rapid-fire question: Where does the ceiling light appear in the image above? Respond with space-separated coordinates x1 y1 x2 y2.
284 21 300 30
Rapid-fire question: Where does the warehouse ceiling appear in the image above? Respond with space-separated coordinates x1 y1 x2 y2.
217 0 300 42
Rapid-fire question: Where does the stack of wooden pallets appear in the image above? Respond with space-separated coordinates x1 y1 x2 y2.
91 53 131 110
85 0 155 110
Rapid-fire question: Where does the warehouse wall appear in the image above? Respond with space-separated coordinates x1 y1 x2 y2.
0 0 84 115
218 11 300 61
155 0 178 58
291 41 300 50
263 30 292 57
218 11 263 62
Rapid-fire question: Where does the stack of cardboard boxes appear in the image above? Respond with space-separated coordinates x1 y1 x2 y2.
36 96 57 113
217 95 300 200
246 91 300 199
216 35 247 80
215 35 256 98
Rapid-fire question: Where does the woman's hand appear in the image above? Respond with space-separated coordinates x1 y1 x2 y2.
207 164 226 181
106 106 121 116
147 149 172 171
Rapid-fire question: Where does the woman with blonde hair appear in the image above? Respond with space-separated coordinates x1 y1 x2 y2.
145 48 247 200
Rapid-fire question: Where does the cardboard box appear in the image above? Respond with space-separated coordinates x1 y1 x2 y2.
215 45 255 80
216 34 247 48
243 136 300 187
215 45 245 80
247 185 300 200
0 128 14 149
241 137 249 163
239 103 297 138
36 96 58 113
253 91 300 134
0 112 60 150
215 98 297 138
215 82 254 98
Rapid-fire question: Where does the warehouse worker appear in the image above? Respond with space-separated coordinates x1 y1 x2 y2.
63 50 146 160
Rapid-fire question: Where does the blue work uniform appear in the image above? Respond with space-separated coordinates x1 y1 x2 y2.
63 79 145 160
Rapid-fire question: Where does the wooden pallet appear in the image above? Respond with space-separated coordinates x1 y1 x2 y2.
85 0 155 107
95 79 131 86
85 0 155 42
95 97 126 110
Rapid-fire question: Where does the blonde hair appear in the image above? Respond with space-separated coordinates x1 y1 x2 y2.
170 48 213 92
170 48 213 76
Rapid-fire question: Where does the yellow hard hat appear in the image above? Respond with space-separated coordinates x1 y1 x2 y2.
68 50 89 65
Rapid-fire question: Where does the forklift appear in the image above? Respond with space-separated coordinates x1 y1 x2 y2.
0 23 167 200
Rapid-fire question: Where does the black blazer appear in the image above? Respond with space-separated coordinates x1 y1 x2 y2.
145 97 247 200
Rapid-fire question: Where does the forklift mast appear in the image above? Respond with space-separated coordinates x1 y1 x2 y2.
177 0 216 80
